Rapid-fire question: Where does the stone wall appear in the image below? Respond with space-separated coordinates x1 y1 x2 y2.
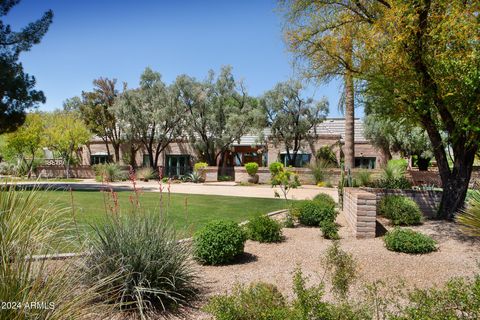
343 187 377 239
362 187 442 218
203 166 218 182
35 165 95 179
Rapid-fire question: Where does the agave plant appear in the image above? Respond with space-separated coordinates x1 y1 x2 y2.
184 171 204 183
457 191 480 236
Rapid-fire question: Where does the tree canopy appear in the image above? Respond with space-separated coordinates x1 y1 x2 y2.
260 80 328 166
0 0 53 133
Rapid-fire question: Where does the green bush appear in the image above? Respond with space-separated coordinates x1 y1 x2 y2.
372 177 412 189
373 160 412 189
320 220 340 240
204 282 292 320
269 161 284 175
136 167 155 181
246 214 283 243
218 175 233 181
316 146 338 167
193 220 246 265
313 193 336 207
378 195 422 226
245 162 259 176
324 242 357 298
355 170 372 187
384 228 437 254
309 159 333 184
93 163 127 182
298 200 337 227
85 212 198 315
194 161 208 172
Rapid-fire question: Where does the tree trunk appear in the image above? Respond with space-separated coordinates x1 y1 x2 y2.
113 143 121 163
417 156 430 171
344 70 355 170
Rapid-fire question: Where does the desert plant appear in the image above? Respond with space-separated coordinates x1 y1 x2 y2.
85 211 199 315
245 162 259 176
356 170 372 187
384 228 437 254
218 175 233 181
378 195 422 226
316 146 338 167
309 159 333 184
0 186 114 319
204 282 292 320
313 193 336 207
193 220 246 265
372 159 412 189
270 163 301 201
136 167 155 181
320 220 340 240
298 200 336 227
184 171 203 183
194 161 208 172
0 161 16 175
283 209 295 228
93 163 126 182
323 241 357 299
246 214 283 243
457 190 480 236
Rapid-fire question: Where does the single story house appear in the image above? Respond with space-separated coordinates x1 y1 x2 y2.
80 118 387 177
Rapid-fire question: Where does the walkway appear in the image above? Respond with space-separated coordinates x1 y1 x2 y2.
8 179 338 201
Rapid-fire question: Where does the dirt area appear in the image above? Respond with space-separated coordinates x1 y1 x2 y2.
173 212 480 319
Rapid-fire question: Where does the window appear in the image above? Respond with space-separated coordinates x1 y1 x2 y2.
90 154 112 165
165 155 191 177
280 153 311 167
355 157 376 169
142 154 150 167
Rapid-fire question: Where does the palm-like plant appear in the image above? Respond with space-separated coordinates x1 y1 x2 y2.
457 191 480 236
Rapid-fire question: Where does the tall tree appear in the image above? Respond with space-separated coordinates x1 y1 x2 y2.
281 1 370 169
0 1 53 133
362 0 480 219
260 81 329 166
3 112 45 177
45 111 91 178
113 68 182 169
78 78 122 162
175 66 259 167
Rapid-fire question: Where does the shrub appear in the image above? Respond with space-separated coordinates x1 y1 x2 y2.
298 200 336 227
378 195 422 226
269 161 284 175
320 220 340 240
194 161 208 172
85 211 198 315
204 282 292 320
309 159 333 184
372 177 412 189
457 190 480 236
384 228 437 254
373 159 412 189
245 162 259 176
193 220 246 265
136 167 154 181
246 214 283 243
316 146 338 167
355 170 372 187
93 163 126 182
0 161 15 175
313 193 336 207
323 242 357 299
218 175 233 181
0 186 114 319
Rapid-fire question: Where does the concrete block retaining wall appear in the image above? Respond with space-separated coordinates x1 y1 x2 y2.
234 167 315 184
203 166 218 182
343 188 377 239
361 188 442 218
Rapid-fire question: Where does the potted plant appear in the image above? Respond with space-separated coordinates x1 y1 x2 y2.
245 162 259 184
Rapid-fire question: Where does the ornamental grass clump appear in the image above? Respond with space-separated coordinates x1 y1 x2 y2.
246 214 283 243
85 210 199 315
193 220 246 265
384 228 437 254
0 186 114 319
378 195 422 226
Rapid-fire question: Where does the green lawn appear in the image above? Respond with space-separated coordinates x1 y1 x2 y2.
35 190 288 250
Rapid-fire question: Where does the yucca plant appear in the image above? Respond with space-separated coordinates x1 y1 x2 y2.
184 171 203 183
85 210 199 316
0 185 115 320
457 190 480 236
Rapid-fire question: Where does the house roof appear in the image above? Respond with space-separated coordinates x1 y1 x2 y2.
232 118 366 146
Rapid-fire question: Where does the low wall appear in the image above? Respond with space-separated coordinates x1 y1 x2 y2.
234 167 315 184
361 187 442 218
35 165 95 179
343 188 377 239
407 169 480 188
203 166 218 182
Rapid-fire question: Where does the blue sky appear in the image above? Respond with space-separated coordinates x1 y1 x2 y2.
5 0 350 117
